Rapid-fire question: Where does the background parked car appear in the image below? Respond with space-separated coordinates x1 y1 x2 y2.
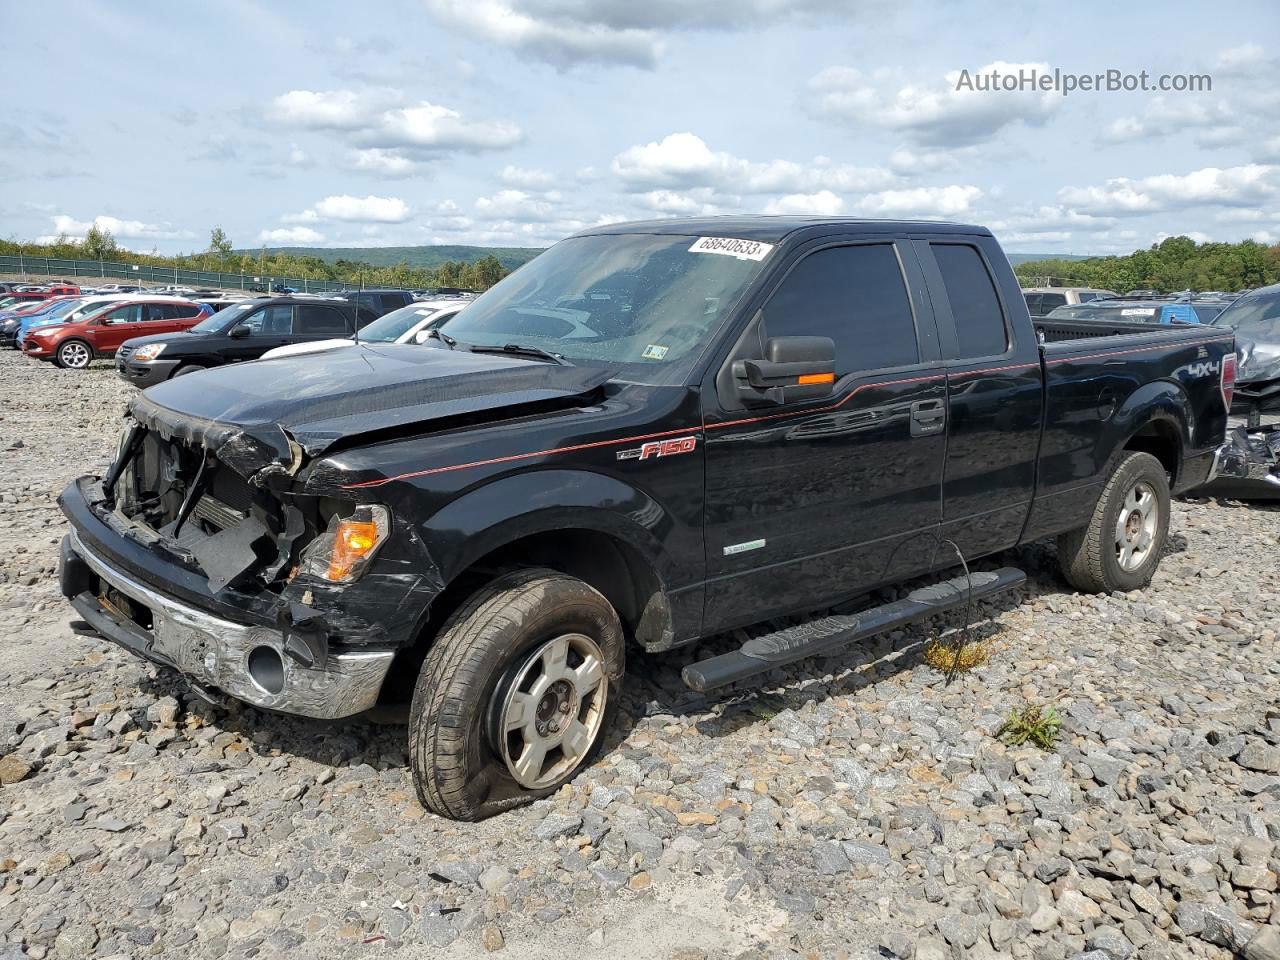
260 298 471 359
331 288 414 318
115 296 364 386
6 296 87 347
22 297 212 369
1045 295 1231 325
1022 287 1118 317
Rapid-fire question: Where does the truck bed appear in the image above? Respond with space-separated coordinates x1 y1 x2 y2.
1033 318 1183 343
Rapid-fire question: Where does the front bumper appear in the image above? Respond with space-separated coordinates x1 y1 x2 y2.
21 339 53 358
59 529 395 719
115 357 179 387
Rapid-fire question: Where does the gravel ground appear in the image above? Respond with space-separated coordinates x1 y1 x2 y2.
2 349 1280 960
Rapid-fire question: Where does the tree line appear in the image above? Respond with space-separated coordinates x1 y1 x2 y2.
1015 236 1280 293
0 225 513 291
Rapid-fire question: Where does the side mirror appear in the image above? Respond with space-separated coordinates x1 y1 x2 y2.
414 328 433 344
229 324 251 339
732 335 836 407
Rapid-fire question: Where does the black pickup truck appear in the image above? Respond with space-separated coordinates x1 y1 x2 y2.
57 217 1234 820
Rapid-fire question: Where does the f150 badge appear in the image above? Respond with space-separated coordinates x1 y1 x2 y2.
617 435 698 461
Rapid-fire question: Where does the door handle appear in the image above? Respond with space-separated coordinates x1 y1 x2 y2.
910 399 946 437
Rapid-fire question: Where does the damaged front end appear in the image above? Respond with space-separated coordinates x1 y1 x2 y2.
57 393 443 718
1201 361 1280 500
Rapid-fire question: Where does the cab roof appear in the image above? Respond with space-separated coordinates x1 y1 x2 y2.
573 215 991 243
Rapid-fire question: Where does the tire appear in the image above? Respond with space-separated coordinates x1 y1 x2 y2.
173 364 206 378
1057 451 1171 593
54 339 93 370
409 568 624 821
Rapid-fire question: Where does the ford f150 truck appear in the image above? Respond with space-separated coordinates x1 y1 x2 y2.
57 217 1235 820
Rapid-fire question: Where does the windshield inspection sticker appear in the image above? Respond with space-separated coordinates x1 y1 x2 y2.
642 344 669 360
689 237 774 261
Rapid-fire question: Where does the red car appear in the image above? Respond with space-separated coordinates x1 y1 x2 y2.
22 297 212 369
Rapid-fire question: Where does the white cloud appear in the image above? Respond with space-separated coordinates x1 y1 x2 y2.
474 189 562 221
856 185 983 217
1100 96 1239 145
611 132 894 194
762 190 844 215
269 89 521 174
637 188 728 216
259 226 325 244
498 165 556 188
810 61 1061 147
1059 164 1279 216
46 214 192 241
1216 43 1267 74
285 195 412 224
349 149 425 177
422 0 854 69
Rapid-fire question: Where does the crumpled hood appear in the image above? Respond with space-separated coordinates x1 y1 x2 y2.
1238 337 1280 385
129 343 611 480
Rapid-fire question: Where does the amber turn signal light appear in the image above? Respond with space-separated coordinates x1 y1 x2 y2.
328 520 382 581
797 372 835 385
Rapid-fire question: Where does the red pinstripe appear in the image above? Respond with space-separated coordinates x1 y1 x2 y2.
343 336 1234 488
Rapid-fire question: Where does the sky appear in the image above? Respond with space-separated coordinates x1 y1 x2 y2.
3 0 1279 257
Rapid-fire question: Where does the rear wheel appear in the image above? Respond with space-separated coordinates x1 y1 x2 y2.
54 339 92 370
1057 451 1170 593
408 569 623 821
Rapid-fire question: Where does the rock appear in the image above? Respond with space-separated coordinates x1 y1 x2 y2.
1085 926 1134 960
478 866 511 894
0 753 33 785
1057 889 1102 923
481 924 505 951
89 817 130 833
1238 743 1280 774
812 841 849 875
841 841 890 866
532 813 581 841
1245 926 1280 960
1238 836 1274 866
1028 903 1060 933
832 757 871 793
936 914 982 949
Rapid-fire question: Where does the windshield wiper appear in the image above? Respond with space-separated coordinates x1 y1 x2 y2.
468 342 570 365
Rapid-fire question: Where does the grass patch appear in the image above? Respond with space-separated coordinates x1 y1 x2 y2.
994 704 1062 750
922 637 991 674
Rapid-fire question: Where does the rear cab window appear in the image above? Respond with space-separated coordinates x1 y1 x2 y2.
931 243 1009 359
761 243 919 376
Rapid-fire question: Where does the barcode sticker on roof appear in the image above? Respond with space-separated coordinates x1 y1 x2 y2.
688 237 774 261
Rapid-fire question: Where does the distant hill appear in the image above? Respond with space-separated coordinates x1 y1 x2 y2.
1005 253 1096 265
247 244 544 272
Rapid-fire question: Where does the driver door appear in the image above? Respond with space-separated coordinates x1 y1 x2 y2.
700 239 947 633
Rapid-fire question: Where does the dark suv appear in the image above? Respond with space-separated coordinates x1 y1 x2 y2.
332 289 413 318
115 297 365 387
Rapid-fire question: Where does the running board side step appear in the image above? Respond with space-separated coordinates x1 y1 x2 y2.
682 567 1026 693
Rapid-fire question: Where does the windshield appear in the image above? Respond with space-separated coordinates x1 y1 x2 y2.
357 303 440 342
1211 289 1280 341
440 234 769 383
190 300 256 333
26 299 84 325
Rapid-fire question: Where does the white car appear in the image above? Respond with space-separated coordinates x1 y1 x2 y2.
260 299 471 359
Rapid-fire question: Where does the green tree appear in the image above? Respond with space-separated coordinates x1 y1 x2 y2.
82 224 118 260
208 226 233 269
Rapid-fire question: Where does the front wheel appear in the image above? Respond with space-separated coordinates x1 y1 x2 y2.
172 363 206 378
54 339 93 370
1057 451 1171 593
408 569 624 821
